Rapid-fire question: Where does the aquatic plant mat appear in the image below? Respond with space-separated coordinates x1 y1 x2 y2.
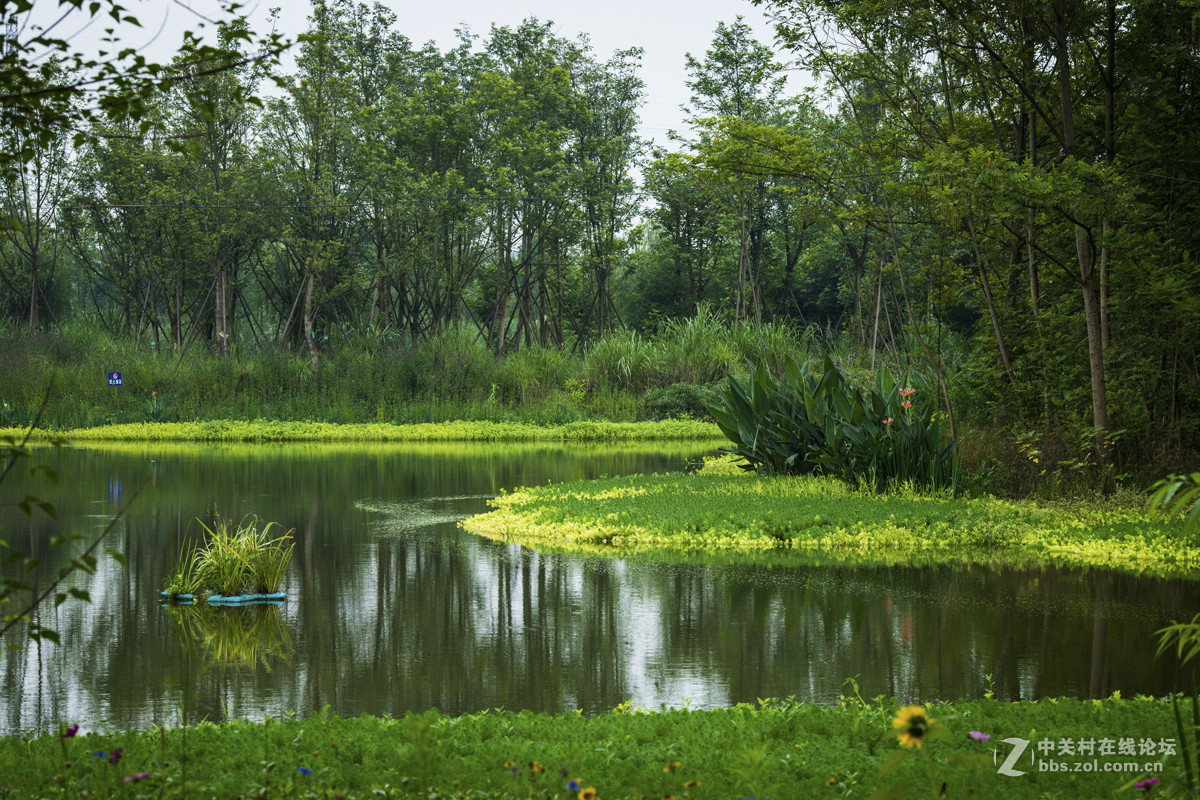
461 460 1200 579
0 698 1182 798
1 419 721 443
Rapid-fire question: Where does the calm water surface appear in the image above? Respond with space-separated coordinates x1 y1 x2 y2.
0 442 1195 735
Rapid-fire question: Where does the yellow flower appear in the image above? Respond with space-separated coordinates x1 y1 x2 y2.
683 780 700 788
826 777 837 786
893 705 933 748
663 761 681 773
579 788 598 800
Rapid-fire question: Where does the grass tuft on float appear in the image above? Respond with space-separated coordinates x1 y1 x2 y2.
163 517 294 601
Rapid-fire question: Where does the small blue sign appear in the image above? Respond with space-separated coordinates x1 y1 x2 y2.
108 372 122 386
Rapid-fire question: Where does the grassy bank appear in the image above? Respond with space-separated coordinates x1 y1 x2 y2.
0 697 1182 798
460 458 1199 579
0 418 722 443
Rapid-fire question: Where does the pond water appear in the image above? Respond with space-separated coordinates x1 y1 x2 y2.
0 441 1196 735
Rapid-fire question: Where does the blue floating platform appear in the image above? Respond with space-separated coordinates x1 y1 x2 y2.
160 591 287 605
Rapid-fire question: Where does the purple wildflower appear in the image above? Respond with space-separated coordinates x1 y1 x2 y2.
108 747 123 765
60 724 79 738
1134 777 1160 790
969 731 990 742
124 773 150 784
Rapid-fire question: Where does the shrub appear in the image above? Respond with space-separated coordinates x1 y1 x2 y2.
411 323 495 400
643 382 719 419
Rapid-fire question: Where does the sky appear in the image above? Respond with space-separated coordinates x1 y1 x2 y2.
13 0 806 149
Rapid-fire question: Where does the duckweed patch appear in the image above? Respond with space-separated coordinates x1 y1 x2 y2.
0 697 1180 798
0 418 721 443
460 462 1200 578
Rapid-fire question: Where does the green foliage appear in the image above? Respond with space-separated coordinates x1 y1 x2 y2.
461 465 1198 577
709 355 958 492
163 539 205 598
412 324 497 401
650 304 741 385
0 697 1179 798
643 382 719 419
1150 473 1200 535
173 517 294 597
584 328 654 393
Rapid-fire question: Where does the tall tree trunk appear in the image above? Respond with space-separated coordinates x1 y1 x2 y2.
27 263 38 333
1099 0 1116 355
214 260 230 358
1055 0 1109 460
969 221 1016 384
302 266 320 373
735 211 748 324
492 235 511 355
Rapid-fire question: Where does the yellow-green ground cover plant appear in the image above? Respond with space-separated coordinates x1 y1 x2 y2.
0 418 722 444
460 457 1200 578
0 694 1185 799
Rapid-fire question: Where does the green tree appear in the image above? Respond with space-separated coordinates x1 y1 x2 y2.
680 18 787 324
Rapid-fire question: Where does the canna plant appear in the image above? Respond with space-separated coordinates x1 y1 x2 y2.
708 354 958 492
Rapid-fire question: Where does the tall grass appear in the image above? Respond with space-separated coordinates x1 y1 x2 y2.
0 311 988 443
583 329 654 393
651 303 741 385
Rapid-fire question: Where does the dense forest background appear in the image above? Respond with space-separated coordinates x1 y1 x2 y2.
1 0 1197 494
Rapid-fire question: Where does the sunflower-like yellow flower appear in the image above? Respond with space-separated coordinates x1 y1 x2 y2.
892 705 933 748
579 788 598 800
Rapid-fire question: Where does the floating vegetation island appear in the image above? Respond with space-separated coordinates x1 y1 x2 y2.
162 517 294 604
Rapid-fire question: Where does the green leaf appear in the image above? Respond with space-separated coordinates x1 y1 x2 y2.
877 747 915 777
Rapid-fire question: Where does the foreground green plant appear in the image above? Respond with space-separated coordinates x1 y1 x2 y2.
461 459 1199 577
0 696 1181 798
709 355 958 492
1150 472 1200 535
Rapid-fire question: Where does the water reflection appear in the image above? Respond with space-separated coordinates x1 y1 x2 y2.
0 442 1196 734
